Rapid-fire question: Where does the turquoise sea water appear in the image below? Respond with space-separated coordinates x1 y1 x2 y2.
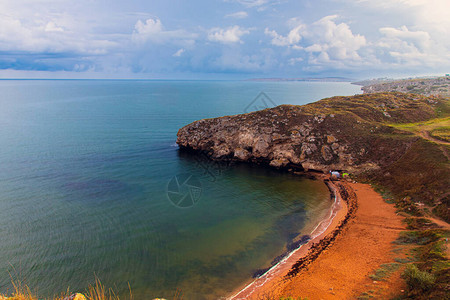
0 80 361 299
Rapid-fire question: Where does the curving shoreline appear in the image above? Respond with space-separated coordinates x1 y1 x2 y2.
175 92 447 299
234 180 406 299
228 176 356 299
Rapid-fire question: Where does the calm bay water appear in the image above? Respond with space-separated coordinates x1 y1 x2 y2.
0 80 361 299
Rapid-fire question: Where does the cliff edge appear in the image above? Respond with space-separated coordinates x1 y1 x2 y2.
177 92 443 174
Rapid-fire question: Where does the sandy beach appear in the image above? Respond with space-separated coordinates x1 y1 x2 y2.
229 180 405 299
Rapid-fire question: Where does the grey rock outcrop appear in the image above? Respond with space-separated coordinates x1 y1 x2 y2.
177 93 439 174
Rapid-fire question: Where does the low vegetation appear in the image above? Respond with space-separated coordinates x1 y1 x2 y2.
0 279 123 300
369 263 401 281
402 264 436 297
430 126 450 143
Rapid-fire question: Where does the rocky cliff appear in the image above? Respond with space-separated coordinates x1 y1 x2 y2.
177 92 444 175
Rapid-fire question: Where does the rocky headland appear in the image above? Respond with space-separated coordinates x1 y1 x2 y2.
177 92 445 177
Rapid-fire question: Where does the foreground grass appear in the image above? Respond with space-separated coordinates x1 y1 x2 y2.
0 279 185 300
0 279 123 300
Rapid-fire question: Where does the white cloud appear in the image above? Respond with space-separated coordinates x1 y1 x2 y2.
44 22 64 32
376 25 447 66
173 48 185 57
208 26 250 44
346 0 450 45
305 15 366 60
132 18 197 46
379 26 431 51
265 11 450 72
0 0 448 77
265 24 304 46
134 18 163 37
226 0 269 7
266 15 366 67
225 11 249 19
0 15 116 54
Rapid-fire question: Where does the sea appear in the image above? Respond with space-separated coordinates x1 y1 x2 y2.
0 80 361 299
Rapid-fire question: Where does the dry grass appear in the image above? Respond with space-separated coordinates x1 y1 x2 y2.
0 280 185 300
0 278 122 300
84 278 122 300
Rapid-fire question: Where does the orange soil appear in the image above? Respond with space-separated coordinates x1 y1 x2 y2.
238 182 406 299
230 180 348 299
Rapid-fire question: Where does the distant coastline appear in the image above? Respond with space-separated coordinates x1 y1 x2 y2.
244 77 354 82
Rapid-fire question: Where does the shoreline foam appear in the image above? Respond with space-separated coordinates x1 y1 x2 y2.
228 178 349 299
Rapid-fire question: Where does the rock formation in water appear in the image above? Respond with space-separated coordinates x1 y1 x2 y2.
177 92 443 174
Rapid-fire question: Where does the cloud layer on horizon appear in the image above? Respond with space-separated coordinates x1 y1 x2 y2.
0 0 449 78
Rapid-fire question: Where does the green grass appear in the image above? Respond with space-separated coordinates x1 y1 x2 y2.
368 263 400 281
391 230 449 299
395 257 414 264
394 230 443 245
402 264 436 297
404 218 440 230
430 126 450 142
390 116 449 131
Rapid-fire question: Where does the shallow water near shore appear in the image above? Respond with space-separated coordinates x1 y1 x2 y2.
0 80 361 299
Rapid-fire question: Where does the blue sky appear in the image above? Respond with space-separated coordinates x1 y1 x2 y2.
0 0 449 79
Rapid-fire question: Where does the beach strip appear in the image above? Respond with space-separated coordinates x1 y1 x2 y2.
228 179 350 299
230 181 406 299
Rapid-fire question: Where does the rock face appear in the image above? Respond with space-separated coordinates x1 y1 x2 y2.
177 93 442 174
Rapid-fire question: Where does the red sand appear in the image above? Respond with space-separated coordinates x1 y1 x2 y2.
228 182 406 299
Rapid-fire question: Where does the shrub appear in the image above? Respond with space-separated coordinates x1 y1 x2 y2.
404 218 440 230
369 263 400 281
402 264 435 294
394 230 442 245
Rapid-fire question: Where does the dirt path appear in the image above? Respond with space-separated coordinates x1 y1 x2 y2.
418 130 450 161
270 183 406 299
419 130 450 146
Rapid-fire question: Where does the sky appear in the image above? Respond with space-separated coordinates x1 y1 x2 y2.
0 0 449 79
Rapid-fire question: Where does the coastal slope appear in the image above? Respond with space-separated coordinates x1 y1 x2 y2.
177 93 448 206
